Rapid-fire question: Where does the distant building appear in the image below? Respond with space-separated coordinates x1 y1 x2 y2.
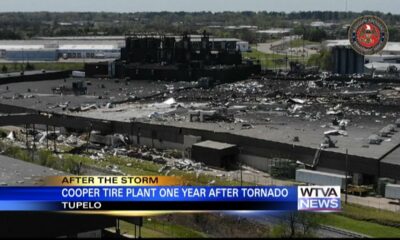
57 44 120 59
5 49 58 61
256 28 292 37
364 62 400 76
324 40 400 55
224 25 258 30
364 55 400 64
310 21 336 28
236 41 251 52
0 43 120 61
0 44 57 61
0 36 250 61
58 22 73 26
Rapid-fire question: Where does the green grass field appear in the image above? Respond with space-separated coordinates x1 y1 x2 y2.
317 201 400 238
243 48 307 69
321 214 400 238
287 39 319 48
340 203 400 227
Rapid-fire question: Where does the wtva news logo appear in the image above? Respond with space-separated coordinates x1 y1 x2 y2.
298 186 341 212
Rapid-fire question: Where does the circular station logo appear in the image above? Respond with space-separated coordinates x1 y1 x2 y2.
348 15 389 55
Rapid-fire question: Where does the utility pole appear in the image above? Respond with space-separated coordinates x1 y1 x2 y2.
273 49 276 72
46 125 49 149
285 36 289 72
115 219 120 236
32 124 36 162
286 52 289 72
239 147 243 186
345 148 349 204
303 26 306 64
32 124 36 149
86 123 93 154
290 36 292 67
53 126 57 153
271 159 274 185
25 124 29 149
240 159 243 187
240 161 243 186
267 159 272 186
130 119 134 147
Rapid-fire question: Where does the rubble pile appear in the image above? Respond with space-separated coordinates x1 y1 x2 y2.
34 76 394 132
3 76 400 173
1 127 213 177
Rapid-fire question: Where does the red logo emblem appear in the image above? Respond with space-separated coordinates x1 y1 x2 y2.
356 23 381 48
349 16 389 55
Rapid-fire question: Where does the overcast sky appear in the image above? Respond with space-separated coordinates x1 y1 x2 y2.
0 0 399 14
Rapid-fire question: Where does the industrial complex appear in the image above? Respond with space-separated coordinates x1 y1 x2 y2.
0 10 400 238
1 32 400 195
0 35 250 62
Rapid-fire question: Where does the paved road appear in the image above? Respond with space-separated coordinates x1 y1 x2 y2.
256 35 318 56
256 35 300 54
343 194 400 212
0 154 64 186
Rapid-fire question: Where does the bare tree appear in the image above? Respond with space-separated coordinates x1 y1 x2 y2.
297 212 319 236
272 212 319 238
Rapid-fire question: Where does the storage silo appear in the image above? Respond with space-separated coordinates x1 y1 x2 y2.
332 46 364 75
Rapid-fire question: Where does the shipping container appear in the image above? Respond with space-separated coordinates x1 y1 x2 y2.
385 184 400 199
296 169 351 189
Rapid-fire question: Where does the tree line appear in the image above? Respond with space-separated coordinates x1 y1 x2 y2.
0 11 398 42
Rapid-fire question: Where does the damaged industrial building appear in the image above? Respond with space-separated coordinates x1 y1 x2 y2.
85 32 261 82
0 31 400 206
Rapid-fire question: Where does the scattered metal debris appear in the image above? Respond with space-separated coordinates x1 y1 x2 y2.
368 134 382 145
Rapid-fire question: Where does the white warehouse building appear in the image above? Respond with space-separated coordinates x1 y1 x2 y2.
0 39 122 61
57 44 121 59
324 40 400 56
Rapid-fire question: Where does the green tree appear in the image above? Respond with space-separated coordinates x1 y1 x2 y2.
25 62 35 71
297 212 320 236
1 65 7 73
308 49 332 71
388 27 399 42
294 26 329 42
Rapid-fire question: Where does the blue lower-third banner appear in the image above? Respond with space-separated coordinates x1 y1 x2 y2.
0 186 341 212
